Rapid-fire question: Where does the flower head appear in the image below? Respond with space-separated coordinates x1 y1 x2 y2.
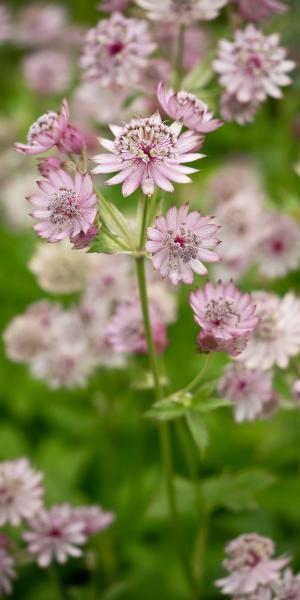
238 292 300 370
220 91 261 124
28 169 98 242
214 25 295 105
0 458 43 527
272 569 300 600
80 13 156 87
135 0 228 25
22 50 72 96
71 224 98 249
106 299 168 354
23 504 86 568
219 362 275 422
255 213 300 279
13 4 67 47
216 533 289 596
92 113 204 196
15 99 69 155
238 0 289 22
0 548 16 596
37 156 65 178
146 204 220 285
157 82 223 134
71 506 115 536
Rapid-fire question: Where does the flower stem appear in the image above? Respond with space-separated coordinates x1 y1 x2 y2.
135 253 196 595
183 354 212 394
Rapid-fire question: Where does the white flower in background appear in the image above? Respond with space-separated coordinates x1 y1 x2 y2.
29 240 100 294
135 0 228 25
254 213 300 278
22 50 72 95
206 158 263 206
0 458 44 526
1 169 36 231
0 548 16 596
13 4 67 46
238 292 300 370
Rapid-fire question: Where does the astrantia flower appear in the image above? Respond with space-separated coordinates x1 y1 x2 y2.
15 99 69 155
220 91 261 125
255 213 300 279
135 0 228 25
71 506 115 536
238 292 300 370
99 0 130 12
206 158 263 206
107 299 168 354
92 113 204 197
214 25 295 104
272 569 300 599
238 0 289 22
216 533 289 596
13 4 67 47
190 281 258 357
157 82 223 134
28 169 98 242
0 458 43 527
0 549 16 596
219 363 275 422
71 224 98 249
23 504 86 568
146 204 220 285
80 13 156 87
37 156 64 178
22 50 72 96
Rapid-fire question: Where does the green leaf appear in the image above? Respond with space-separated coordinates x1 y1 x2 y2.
192 397 232 413
203 468 276 512
96 189 136 247
89 229 131 255
145 398 188 421
186 410 209 450
182 52 215 92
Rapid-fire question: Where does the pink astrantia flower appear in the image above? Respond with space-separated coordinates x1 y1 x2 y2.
71 506 115 536
272 569 300 599
238 0 289 22
13 4 67 47
219 362 275 422
71 224 98 249
92 113 204 197
15 99 69 156
107 299 168 354
189 281 258 357
214 25 295 104
135 0 228 25
0 458 43 526
23 504 86 568
238 292 300 370
58 125 87 155
220 91 261 125
216 533 289 596
146 204 220 285
99 0 130 12
28 169 98 242
255 213 300 278
157 82 223 134
80 13 156 87
22 50 72 96
0 549 16 596
37 156 65 178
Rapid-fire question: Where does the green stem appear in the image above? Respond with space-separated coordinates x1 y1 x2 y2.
101 224 129 250
183 354 212 394
138 193 148 250
173 25 185 87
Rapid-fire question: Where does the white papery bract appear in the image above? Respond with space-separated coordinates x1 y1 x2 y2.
135 0 228 25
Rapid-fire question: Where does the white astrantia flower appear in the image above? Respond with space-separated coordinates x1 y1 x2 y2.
135 0 228 25
0 458 44 527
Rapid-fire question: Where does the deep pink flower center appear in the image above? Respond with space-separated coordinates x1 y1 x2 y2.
174 235 186 247
270 239 285 254
48 189 80 227
49 527 62 538
249 54 263 69
108 41 124 56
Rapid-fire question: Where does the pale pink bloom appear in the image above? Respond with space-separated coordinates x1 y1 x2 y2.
272 569 300 599
219 362 275 422
212 255 250 284
247 587 273 600
71 224 98 249
71 506 115 536
216 533 289 596
214 25 295 104
13 4 67 47
3 301 59 363
23 504 86 568
255 213 300 278
28 169 97 242
206 158 263 206
15 99 69 155
58 125 87 155
292 380 300 406
80 13 156 87
92 113 204 197
22 50 72 96
0 4 11 42
157 82 223 134
190 281 258 357
98 0 130 11
139 60 172 94
106 299 168 354
238 0 289 22
37 156 65 177
146 204 220 285
30 310 94 389
72 82 129 126
238 292 300 370
0 549 16 596
220 91 261 125
135 0 228 25
82 255 132 308
0 458 43 527
183 26 210 72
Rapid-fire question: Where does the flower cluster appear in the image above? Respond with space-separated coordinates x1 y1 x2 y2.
0 457 114 595
216 533 300 600
214 25 295 124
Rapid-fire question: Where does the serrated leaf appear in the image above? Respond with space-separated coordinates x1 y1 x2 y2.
186 410 209 450
96 189 136 247
203 468 276 512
